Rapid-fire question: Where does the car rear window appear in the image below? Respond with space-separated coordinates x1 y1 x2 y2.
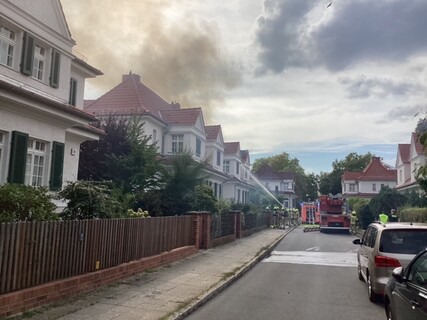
379 229 427 254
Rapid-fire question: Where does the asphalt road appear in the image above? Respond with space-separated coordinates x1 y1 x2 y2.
186 226 385 320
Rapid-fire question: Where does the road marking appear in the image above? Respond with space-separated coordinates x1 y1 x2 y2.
263 251 357 267
306 247 320 251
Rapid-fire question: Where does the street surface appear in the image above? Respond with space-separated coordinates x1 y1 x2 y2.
186 226 385 320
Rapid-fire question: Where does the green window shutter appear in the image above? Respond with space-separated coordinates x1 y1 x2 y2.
21 32 34 75
50 49 61 88
69 78 77 106
50 141 65 191
8 131 29 184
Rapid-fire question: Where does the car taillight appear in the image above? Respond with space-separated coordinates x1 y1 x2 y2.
375 255 401 268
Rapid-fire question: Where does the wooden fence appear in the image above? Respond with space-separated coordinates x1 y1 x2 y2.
0 216 194 295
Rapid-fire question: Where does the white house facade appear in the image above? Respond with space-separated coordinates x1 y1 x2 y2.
395 132 426 193
0 0 102 191
342 157 397 199
84 73 253 204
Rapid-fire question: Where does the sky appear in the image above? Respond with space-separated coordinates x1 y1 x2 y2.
60 0 427 174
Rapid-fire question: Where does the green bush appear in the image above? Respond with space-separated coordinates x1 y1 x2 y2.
58 181 133 220
399 207 427 223
0 184 57 222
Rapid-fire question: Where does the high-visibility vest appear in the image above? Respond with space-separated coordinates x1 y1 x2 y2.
379 213 389 223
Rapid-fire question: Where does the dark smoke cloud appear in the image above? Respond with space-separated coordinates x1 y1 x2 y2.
254 0 427 73
61 0 241 119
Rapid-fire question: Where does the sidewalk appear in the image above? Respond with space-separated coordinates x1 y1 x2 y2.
11 228 292 320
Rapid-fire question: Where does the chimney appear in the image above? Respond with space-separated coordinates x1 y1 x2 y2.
122 73 141 83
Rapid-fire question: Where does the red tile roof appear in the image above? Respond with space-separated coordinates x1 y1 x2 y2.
224 142 240 155
205 125 221 140
397 144 410 164
358 157 396 181
342 157 396 182
84 73 180 118
255 164 294 180
159 108 203 126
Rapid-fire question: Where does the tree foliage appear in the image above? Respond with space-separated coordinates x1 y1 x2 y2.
189 184 218 213
160 151 208 215
251 152 317 200
78 115 161 193
318 152 373 195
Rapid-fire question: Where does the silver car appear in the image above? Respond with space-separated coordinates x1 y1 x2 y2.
353 222 427 302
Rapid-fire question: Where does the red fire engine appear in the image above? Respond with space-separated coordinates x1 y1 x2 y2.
319 194 351 233
300 202 320 224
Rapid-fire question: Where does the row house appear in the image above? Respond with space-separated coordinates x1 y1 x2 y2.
84 73 252 203
395 132 426 194
253 164 296 209
0 0 102 197
341 157 397 199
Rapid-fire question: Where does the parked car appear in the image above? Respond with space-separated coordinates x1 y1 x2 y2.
353 222 427 302
384 248 427 320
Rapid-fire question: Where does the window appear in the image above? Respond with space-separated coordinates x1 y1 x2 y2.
196 137 201 156
284 182 289 190
349 183 355 192
216 150 221 166
372 183 376 191
223 160 230 173
0 25 15 67
408 252 427 289
171 135 183 153
236 162 240 175
32 44 45 80
25 139 46 187
152 129 157 144
69 78 77 106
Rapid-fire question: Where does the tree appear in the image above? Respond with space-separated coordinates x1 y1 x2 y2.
78 115 130 181
369 186 406 217
189 184 218 213
318 152 373 195
252 152 316 200
415 118 427 193
160 150 208 215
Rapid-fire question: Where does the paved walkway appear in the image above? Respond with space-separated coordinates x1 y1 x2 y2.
12 228 292 320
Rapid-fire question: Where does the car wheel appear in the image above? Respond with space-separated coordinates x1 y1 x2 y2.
358 265 364 281
385 302 393 320
367 273 379 302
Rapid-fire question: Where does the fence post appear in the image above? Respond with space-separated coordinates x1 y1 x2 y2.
232 211 242 239
187 211 211 250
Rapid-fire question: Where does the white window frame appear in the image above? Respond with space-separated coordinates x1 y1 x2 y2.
195 137 201 156
216 150 221 166
32 43 46 81
152 129 157 144
25 139 46 187
171 134 183 153
372 183 376 192
0 24 15 67
223 160 230 173
349 183 355 192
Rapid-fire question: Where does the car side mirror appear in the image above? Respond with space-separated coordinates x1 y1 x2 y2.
353 239 361 245
392 267 405 283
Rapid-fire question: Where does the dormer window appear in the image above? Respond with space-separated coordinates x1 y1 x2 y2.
0 25 15 67
172 134 183 153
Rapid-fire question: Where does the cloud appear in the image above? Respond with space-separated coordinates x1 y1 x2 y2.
384 105 427 122
339 75 425 99
254 0 427 73
61 0 242 120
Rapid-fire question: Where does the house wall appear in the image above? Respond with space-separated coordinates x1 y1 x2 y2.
358 180 396 194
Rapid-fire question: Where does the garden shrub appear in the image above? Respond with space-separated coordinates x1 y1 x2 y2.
0 184 57 222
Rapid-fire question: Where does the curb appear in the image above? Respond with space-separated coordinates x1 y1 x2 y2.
172 227 296 320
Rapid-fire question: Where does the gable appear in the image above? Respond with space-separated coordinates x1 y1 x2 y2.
396 144 410 167
7 0 72 40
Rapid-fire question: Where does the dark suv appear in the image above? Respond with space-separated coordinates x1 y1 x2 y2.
353 222 427 302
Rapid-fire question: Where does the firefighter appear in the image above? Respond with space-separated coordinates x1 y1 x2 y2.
389 209 398 222
350 211 357 235
379 212 389 224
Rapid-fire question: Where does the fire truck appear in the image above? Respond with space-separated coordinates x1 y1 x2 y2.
300 202 320 224
319 194 351 233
